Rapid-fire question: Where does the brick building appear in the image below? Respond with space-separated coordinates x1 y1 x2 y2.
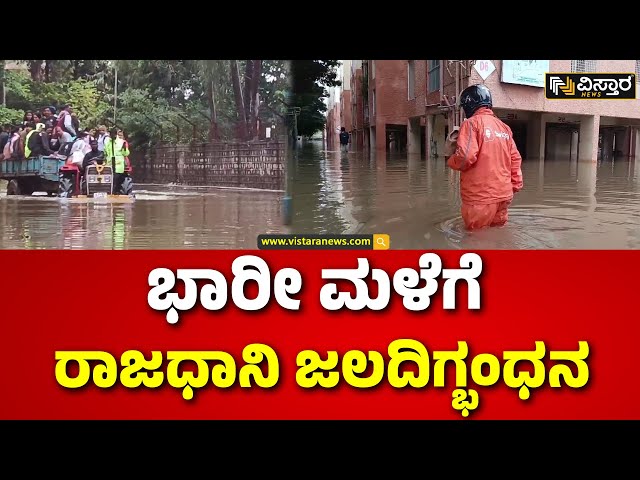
406 60 428 156
339 59 640 161
340 60 352 139
365 60 411 153
325 85 341 150
421 60 640 161
349 60 366 151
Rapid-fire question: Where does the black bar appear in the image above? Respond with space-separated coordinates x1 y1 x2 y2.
258 234 374 250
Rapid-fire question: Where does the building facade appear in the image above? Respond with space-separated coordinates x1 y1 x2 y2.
366 60 410 153
350 60 365 151
338 59 640 161
422 59 640 161
340 60 352 139
325 84 341 150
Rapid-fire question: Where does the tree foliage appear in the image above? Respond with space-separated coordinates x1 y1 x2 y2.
0 60 290 147
289 60 341 137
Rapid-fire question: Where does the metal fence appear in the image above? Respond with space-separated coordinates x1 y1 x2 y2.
130 139 285 191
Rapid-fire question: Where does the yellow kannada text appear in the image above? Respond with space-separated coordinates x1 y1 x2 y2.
55 339 589 417
296 339 589 417
55 344 279 401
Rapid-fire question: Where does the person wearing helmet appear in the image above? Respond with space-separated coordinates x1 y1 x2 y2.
445 84 523 230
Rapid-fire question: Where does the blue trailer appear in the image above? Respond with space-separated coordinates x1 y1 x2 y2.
1 155 66 196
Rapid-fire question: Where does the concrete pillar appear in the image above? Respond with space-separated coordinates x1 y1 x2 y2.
527 113 542 160
579 114 600 162
407 117 421 155
426 114 434 161
370 126 377 153
539 115 546 160
375 120 386 152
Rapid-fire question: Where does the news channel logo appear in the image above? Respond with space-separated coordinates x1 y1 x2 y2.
545 73 636 99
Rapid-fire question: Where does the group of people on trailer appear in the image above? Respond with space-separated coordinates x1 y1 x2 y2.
0 104 131 192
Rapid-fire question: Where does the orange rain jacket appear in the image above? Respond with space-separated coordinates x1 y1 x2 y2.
447 107 523 205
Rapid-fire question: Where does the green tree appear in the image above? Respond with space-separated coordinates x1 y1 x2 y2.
0 106 24 125
2 59 288 146
0 60 5 106
289 60 341 137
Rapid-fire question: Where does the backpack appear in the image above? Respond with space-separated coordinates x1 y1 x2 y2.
2 138 11 160
56 111 74 135
58 141 75 157
12 135 25 160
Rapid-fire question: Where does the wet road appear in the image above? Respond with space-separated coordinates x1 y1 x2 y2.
1 141 639 249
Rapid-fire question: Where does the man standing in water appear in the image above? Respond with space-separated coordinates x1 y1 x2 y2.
103 127 130 194
445 84 523 230
339 127 350 153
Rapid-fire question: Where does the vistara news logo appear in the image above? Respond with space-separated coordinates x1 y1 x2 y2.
545 73 636 99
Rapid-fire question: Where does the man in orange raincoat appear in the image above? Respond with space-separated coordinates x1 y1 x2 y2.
445 84 523 230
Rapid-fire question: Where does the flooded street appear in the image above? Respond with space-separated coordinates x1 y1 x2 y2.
1 141 639 249
0 185 283 249
290 142 640 249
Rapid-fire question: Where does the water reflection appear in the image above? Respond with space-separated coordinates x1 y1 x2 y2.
1 142 639 249
0 187 283 249
290 143 640 249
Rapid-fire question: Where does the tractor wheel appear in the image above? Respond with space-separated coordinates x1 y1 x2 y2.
19 179 36 196
119 176 134 196
7 179 20 195
58 174 75 198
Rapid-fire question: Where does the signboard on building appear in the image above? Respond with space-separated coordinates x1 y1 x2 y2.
501 60 549 88
474 60 496 80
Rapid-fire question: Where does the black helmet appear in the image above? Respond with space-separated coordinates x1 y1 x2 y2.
459 84 492 119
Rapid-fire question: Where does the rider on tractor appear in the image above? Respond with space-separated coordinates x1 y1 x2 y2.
103 127 130 194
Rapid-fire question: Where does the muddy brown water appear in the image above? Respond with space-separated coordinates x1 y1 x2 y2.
1 142 639 249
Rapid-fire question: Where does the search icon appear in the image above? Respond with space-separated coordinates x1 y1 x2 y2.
373 234 390 250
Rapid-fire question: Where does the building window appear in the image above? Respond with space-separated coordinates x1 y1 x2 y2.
428 60 440 92
636 61 640 82
408 60 416 100
571 60 597 73
371 60 375 79
372 89 376 117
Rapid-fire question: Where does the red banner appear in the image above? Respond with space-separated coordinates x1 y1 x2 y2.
0 250 636 420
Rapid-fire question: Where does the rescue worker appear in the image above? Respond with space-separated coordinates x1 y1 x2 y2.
103 127 130 193
25 123 51 158
445 84 523 230
15 123 34 160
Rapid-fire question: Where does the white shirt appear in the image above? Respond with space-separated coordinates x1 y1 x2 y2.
60 132 73 144
97 133 108 152
69 138 87 165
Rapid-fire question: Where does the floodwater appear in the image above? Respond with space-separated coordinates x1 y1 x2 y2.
0 185 284 249
1 140 639 249
290 142 640 249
